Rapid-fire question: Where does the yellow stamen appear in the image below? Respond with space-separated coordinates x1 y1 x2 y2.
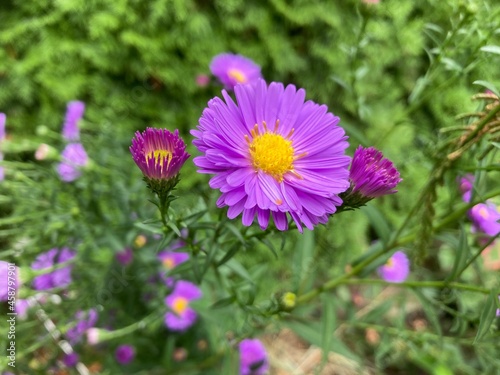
172 297 188 315
385 258 394 268
478 207 489 219
228 68 247 84
163 257 175 270
147 149 172 168
248 122 299 182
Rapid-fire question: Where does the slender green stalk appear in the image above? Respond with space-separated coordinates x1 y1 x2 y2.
340 278 490 294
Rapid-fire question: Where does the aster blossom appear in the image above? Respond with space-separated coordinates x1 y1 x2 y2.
469 201 500 237
192 79 351 232
115 345 135 365
377 251 410 283
340 146 401 210
130 128 189 200
62 101 85 141
0 261 18 301
239 338 269 375
57 143 89 182
66 309 99 344
164 280 202 332
31 248 75 290
210 53 262 90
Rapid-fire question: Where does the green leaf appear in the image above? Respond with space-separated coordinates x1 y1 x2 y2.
292 229 315 292
480 45 500 55
446 225 469 281
217 243 242 267
320 295 335 367
211 296 235 309
411 289 442 336
472 80 500 96
474 290 498 343
361 205 391 243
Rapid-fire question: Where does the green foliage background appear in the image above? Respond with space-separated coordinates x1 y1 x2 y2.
1 0 500 374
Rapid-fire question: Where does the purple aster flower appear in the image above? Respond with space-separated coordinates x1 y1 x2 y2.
157 251 189 270
496 295 500 317
458 174 474 203
377 251 410 283
130 128 190 181
57 143 89 182
31 248 76 290
63 352 79 367
62 101 85 141
344 146 401 206
192 79 351 232
469 202 500 237
66 309 99 345
239 338 269 375
15 299 30 319
210 53 262 90
116 247 133 266
115 344 135 365
196 74 210 87
0 261 18 301
164 280 202 332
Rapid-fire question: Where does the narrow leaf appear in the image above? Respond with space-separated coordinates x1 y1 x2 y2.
472 80 500 96
480 45 500 55
474 290 498 343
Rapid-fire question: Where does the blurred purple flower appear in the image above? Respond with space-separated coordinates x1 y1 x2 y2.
66 309 98 345
239 338 269 375
116 247 133 266
164 280 202 332
469 202 500 237
196 74 210 87
458 174 474 202
158 251 189 270
57 143 88 182
496 296 500 317
348 146 401 199
210 53 262 90
377 251 410 283
62 101 85 141
0 261 18 301
63 352 79 367
115 344 135 365
130 128 190 181
31 248 75 290
15 299 30 319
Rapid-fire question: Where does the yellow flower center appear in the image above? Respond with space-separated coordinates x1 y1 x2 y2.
246 121 304 183
147 149 172 168
385 258 394 268
172 297 188 315
163 257 175 270
478 207 489 219
228 69 247 84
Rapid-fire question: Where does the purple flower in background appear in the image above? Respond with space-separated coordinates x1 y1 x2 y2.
66 309 98 345
130 128 190 181
57 143 88 182
15 299 30 319
196 74 210 87
164 280 202 332
458 174 475 202
116 247 133 266
62 101 85 141
239 338 269 375
496 296 500 317
192 79 350 232
0 261 18 301
377 251 410 283
158 251 189 270
210 53 262 90
31 248 76 290
115 344 135 365
0 113 5 141
348 146 401 199
469 202 500 237
63 352 79 367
